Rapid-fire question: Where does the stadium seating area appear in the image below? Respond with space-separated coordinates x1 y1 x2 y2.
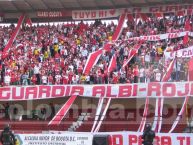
0 13 192 86
0 12 193 133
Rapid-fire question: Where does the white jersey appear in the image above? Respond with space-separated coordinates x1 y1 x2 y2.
55 75 62 84
155 72 161 82
4 75 11 84
42 76 48 84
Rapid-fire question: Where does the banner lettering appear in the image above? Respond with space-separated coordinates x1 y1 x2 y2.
15 133 93 145
37 11 71 18
164 45 193 59
0 82 193 100
106 131 193 145
72 4 193 20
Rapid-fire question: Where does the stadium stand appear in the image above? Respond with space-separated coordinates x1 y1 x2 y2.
0 1 193 145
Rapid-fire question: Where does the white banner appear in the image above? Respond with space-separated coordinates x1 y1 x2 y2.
72 9 123 20
15 133 93 145
0 82 193 100
127 31 193 41
15 131 193 145
105 131 193 145
164 45 193 59
72 4 193 20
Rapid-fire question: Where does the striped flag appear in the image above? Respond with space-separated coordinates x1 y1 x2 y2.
48 95 77 125
108 54 117 73
83 48 103 74
83 14 126 74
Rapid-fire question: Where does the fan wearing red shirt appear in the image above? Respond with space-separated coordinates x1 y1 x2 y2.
77 64 83 74
10 72 17 85
31 74 37 85
112 73 119 84
133 65 139 83
48 74 54 85
62 71 68 84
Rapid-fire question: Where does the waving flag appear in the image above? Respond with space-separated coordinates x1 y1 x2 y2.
108 54 117 73
2 14 25 59
83 13 126 74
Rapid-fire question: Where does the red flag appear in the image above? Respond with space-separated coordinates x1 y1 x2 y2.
161 59 176 82
108 54 117 73
26 17 32 26
112 14 126 40
2 14 25 59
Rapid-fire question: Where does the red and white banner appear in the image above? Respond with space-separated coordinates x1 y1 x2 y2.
48 95 77 125
126 31 193 42
1 82 193 100
164 46 193 59
72 9 123 20
102 131 193 145
72 4 193 20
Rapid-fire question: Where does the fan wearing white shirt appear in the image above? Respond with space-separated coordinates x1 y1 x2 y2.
72 74 79 84
4 73 11 86
154 69 162 82
55 73 62 85
139 67 145 83
33 64 41 84
42 74 48 85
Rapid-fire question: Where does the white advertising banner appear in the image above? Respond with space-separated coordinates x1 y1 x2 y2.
15 133 93 145
0 82 193 100
127 31 188 41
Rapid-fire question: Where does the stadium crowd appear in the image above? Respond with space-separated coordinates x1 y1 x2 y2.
0 13 192 86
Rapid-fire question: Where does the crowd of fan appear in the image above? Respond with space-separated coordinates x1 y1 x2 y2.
0 14 192 86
